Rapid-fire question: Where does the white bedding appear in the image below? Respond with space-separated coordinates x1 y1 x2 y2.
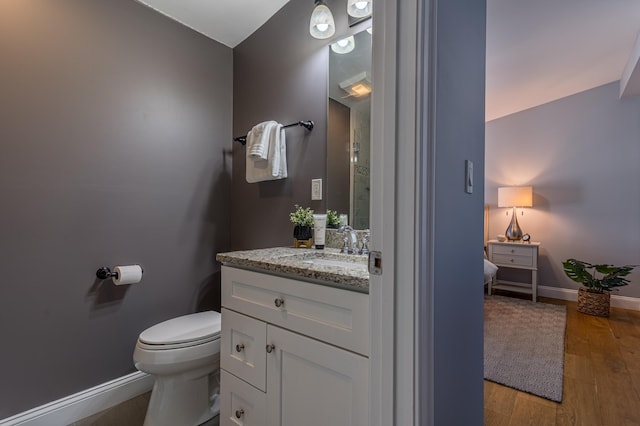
484 258 498 284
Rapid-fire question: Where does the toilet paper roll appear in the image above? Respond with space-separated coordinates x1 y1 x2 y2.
113 265 143 285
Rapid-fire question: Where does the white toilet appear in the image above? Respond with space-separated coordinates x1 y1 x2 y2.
133 310 222 426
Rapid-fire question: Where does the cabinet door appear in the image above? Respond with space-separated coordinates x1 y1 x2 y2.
266 325 369 426
220 370 266 426
221 308 267 391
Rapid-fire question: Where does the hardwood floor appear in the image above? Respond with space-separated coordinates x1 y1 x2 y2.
484 297 640 426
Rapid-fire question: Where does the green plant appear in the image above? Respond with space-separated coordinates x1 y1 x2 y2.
289 204 314 227
562 258 635 294
326 209 340 227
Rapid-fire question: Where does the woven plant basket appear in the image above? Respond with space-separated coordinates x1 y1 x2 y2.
577 287 610 317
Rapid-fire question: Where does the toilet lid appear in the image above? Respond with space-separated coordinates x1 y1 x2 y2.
139 311 221 345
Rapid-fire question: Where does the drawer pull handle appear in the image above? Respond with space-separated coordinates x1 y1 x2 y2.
235 343 245 352
511 249 515 253
235 409 244 419
510 258 514 262
266 344 276 353
274 298 284 308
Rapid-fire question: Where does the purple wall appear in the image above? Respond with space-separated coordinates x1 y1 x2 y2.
231 0 356 249
0 0 232 417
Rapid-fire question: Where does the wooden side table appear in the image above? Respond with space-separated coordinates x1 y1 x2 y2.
487 240 539 302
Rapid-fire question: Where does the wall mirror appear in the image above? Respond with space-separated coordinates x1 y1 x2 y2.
326 27 372 230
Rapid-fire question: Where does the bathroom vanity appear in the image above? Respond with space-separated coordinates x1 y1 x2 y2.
216 248 369 426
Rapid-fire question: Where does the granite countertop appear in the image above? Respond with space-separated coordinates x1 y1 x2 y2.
216 247 369 293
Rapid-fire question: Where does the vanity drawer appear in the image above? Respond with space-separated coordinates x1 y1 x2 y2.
222 266 369 356
220 369 267 426
221 308 267 391
491 244 534 257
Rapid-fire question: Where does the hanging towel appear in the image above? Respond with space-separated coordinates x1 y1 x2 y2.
246 121 277 160
246 123 287 183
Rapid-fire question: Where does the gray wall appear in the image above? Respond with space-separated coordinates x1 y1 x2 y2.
429 0 486 423
0 0 232 418
231 0 360 249
486 82 640 297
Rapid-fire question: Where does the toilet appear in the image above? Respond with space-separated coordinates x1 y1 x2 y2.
133 311 222 426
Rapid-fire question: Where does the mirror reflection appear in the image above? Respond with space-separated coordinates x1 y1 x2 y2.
327 28 372 230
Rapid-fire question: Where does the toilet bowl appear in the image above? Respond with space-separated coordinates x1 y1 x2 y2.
134 311 222 426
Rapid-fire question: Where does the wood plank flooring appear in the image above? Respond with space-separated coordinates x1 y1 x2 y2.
484 297 640 426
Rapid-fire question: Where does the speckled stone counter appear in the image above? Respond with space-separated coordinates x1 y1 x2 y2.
216 247 369 293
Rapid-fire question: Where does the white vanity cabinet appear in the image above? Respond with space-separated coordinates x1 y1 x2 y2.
219 266 369 426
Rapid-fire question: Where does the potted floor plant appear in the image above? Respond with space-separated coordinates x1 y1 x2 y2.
562 258 635 317
290 205 314 247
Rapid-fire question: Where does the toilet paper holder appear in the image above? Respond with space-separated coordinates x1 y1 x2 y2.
96 267 119 280
96 265 144 280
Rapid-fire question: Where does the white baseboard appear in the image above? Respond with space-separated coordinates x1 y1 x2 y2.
538 285 640 311
0 371 154 426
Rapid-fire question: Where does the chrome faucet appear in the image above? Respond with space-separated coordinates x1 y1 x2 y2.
338 225 358 254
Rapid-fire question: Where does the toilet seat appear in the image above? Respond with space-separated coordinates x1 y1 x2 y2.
138 311 221 350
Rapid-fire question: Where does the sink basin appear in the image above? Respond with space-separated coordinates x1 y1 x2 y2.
288 252 368 271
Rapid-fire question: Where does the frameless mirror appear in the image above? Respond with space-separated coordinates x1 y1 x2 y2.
326 28 372 229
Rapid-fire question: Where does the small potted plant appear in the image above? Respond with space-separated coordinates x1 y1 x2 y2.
290 205 314 245
326 209 341 229
562 258 635 317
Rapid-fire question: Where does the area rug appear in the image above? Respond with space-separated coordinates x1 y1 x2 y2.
484 295 567 402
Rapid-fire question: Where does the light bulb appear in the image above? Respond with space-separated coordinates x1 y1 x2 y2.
331 36 355 54
309 1 335 39
347 0 372 18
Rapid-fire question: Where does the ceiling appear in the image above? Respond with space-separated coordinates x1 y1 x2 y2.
136 0 291 48
137 0 640 122
487 0 640 121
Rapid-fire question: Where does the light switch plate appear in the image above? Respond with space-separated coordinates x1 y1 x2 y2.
311 178 322 200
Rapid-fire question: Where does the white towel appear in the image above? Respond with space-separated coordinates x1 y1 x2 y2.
246 121 277 160
246 123 287 183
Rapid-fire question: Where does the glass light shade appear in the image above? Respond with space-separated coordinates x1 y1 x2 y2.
310 2 336 39
331 36 355 54
347 0 372 18
498 186 533 208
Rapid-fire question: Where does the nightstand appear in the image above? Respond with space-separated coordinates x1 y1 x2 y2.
487 240 539 302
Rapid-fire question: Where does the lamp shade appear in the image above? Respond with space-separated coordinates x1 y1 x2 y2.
309 1 335 39
498 186 533 208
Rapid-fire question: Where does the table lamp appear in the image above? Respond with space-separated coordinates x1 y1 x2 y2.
498 186 533 241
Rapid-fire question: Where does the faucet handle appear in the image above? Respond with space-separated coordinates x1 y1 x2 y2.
360 232 370 255
341 236 350 254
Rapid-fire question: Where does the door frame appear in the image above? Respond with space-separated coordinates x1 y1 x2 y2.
369 0 432 425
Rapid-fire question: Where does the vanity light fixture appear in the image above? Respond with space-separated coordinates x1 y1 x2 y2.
347 0 372 18
498 186 533 241
309 0 336 39
331 36 355 54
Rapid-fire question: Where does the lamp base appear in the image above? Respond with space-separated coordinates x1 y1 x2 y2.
505 206 523 241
